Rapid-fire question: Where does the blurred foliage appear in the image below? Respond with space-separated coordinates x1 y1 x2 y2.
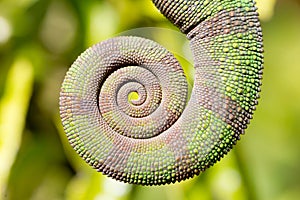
0 0 300 199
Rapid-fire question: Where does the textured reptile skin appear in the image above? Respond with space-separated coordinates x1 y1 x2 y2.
60 0 263 185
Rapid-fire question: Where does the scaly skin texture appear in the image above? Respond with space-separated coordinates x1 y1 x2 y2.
60 0 263 186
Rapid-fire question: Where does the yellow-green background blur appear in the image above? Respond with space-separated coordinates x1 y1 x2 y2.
0 0 300 199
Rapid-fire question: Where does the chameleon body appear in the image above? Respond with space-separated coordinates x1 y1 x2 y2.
60 0 263 185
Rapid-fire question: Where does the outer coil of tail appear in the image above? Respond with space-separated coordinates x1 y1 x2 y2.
59 0 263 186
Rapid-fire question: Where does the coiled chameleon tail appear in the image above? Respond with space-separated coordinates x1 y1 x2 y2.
59 0 263 185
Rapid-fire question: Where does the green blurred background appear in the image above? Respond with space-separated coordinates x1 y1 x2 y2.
0 0 300 199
